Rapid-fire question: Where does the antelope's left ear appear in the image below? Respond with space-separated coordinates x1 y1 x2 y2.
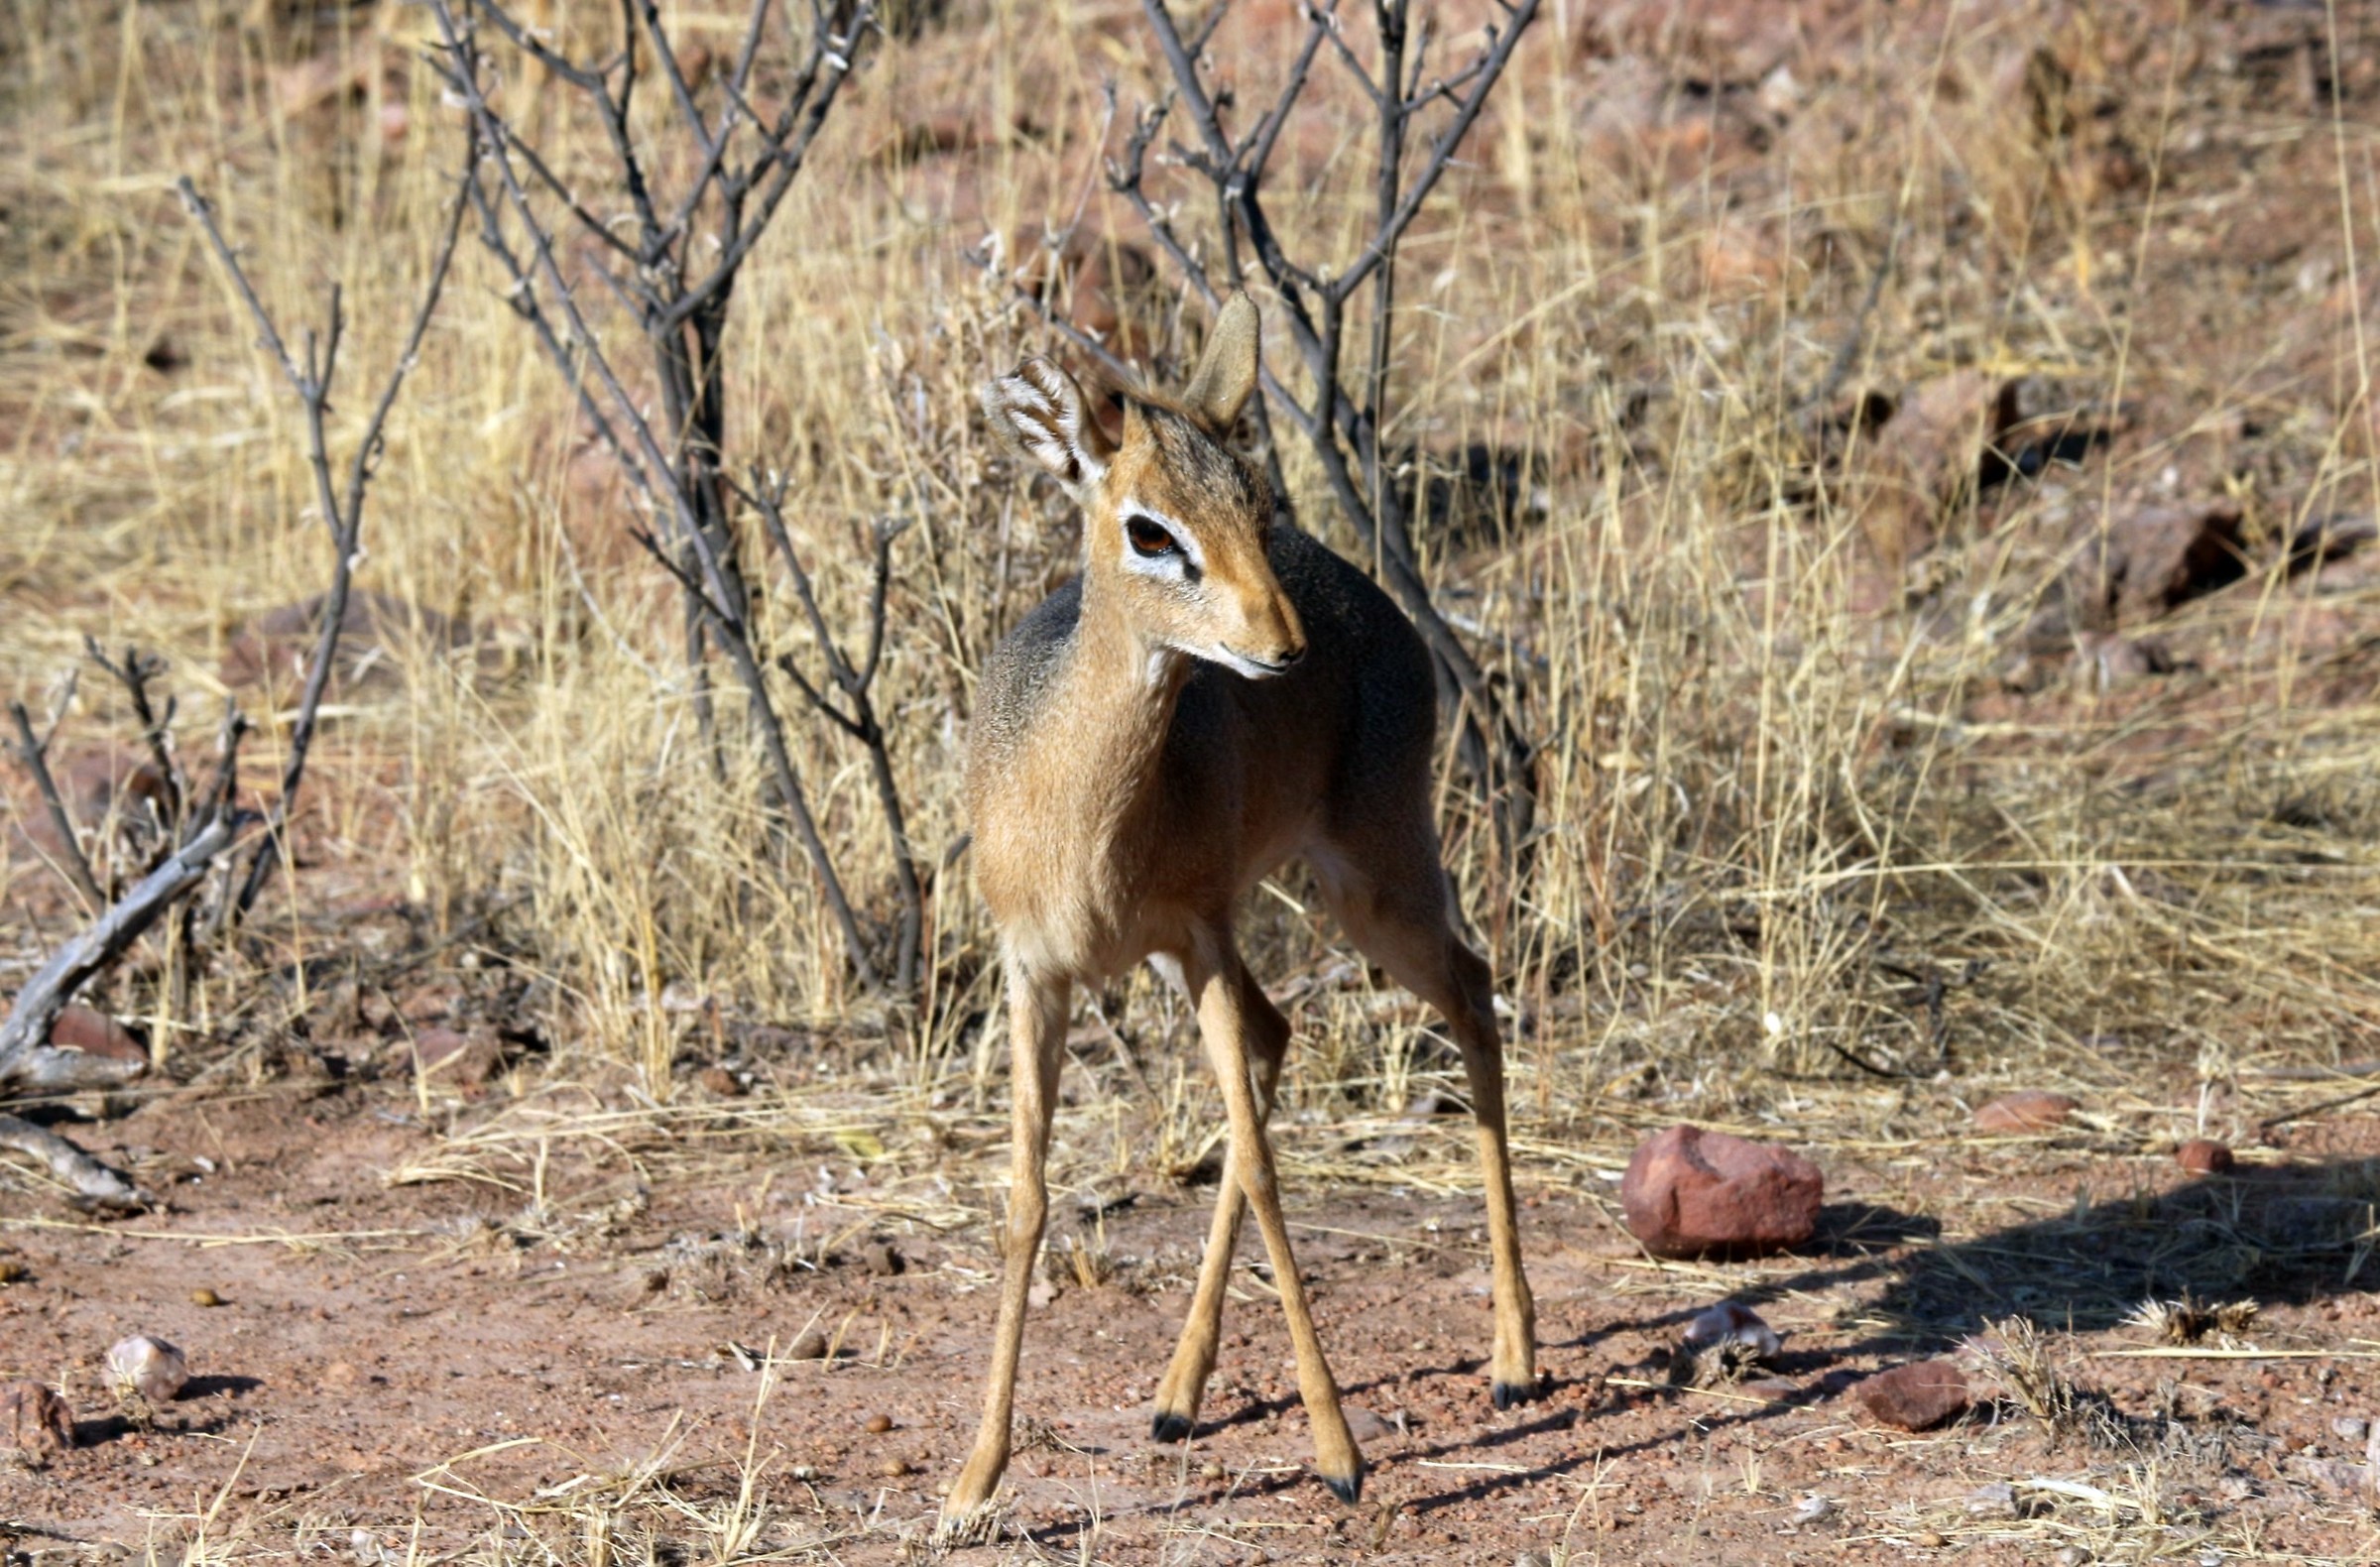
982 356 1116 498
1181 292 1260 433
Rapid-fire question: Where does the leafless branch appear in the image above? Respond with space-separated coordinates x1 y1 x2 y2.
83 642 181 829
744 479 925 990
6 697 103 915
0 813 235 1093
0 1114 151 1211
628 527 883 988
176 149 472 921
431 0 913 994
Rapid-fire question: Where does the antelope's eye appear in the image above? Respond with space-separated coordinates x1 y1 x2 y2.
1126 516 1178 558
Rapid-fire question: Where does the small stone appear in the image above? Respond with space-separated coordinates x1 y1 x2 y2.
1741 1377 1800 1402
1343 1403 1397 1444
1788 1495 1836 1527
697 1065 743 1098
2177 1138 2234 1174
788 1330 828 1362
1915 1532 1947 1548
50 1005 147 1064
863 1412 893 1434
0 1381 74 1461
1855 1360 1970 1431
190 1287 224 1307
1618 1125 1824 1258
1200 1460 1226 1481
104 1336 188 1403
0 1262 26 1284
406 1026 502 1088
2294 1454 2372 1496
1964 1481 2016 1515
321 1361 361 1388
1972 1090 2078 1134
2057 1548 2092 1567
1683 1301 1781 1358
1514 1552 1551 1567
877 1456 907 1478
2331 1415 2368 1443
862 1241 903 1277
790 1464 817 1481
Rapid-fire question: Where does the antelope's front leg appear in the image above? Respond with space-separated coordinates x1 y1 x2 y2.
1150 976 1289 1442
943 963 1070 1530
1189 944 1364 1503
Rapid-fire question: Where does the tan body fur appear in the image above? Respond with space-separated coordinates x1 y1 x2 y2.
944 295 1536 1530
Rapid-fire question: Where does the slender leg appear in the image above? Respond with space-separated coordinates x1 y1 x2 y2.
1443 942 1539 1406
943 960 1071 1527
1317 851 1539 1408
1150 970 1289 1442
1186 937 1364 1503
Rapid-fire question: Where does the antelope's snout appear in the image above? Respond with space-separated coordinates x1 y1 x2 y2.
1219 567 1306 677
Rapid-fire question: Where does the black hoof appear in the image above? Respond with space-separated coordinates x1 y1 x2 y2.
1491 1378 1543 1411
1151 1411 1194 1443
1322 1466 1366 1506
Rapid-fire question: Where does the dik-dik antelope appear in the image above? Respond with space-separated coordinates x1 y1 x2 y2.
946 294 1536 1525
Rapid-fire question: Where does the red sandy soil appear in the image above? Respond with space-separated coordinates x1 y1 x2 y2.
5 1083 2379 1563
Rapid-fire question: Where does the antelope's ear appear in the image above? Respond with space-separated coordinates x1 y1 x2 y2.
982 356 1115 496
1181 291 1260 432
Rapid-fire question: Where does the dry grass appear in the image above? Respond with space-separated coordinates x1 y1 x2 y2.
5 0 2380 1559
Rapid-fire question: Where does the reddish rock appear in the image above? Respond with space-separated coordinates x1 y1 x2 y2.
59 749 176 825
49 1005 146 1064
1846 369 2012 573
2177 1138 2235 1174
404 1026 501 1088
0 1381 74 1461
2073 503 2249 625
1619 1125 1824 1259
222 591 487 696
1973 1090 2079 1134
1855 1360 1970 1431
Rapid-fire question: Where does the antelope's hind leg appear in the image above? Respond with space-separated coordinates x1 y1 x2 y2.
1149 967 1290 1443
1186 937 1365 1503
1316 850 1539 1407
943 963 1071 1529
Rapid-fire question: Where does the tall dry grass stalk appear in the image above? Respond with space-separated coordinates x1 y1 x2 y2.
2 0 2374 1131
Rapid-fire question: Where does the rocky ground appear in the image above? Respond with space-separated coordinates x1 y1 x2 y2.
4 1071 2380 1563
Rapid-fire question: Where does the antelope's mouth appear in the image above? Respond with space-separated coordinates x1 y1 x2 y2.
1213 644 1303 678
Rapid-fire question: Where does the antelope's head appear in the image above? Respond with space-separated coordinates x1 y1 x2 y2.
983 293 1306 679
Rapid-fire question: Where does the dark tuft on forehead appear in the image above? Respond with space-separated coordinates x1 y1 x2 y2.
1139 402 1264 512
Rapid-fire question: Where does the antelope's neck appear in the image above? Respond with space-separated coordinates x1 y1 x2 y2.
1057 575 1188 855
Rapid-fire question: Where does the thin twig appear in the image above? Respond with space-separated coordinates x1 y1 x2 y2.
83 641 182 829
7 699 104 914
175 150 472 921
